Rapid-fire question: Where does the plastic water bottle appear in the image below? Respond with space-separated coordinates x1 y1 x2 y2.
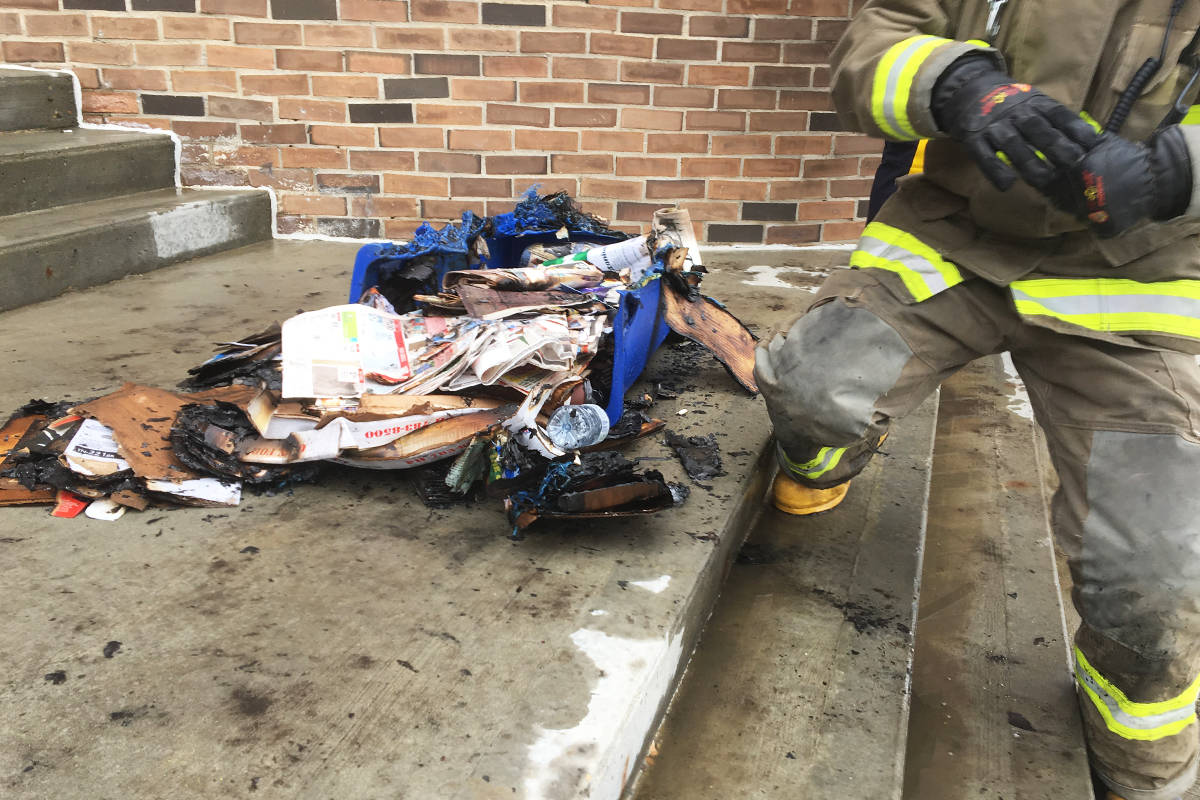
546 404 610 450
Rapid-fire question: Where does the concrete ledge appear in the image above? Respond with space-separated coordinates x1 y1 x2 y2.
0 188 272 312
0 69 74 132
0 128 176 216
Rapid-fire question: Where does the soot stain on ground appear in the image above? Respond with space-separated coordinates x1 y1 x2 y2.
232 687 273 717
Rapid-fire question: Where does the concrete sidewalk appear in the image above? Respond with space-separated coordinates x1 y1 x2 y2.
0 240 805 799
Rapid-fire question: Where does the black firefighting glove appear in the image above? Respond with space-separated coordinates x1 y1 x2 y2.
932 55 1101 194
1059 125 1193 238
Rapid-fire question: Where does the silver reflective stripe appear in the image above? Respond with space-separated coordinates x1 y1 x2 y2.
1075 661 1197 732
1011 287 1200 319
879 37 938 140
858 233 954 295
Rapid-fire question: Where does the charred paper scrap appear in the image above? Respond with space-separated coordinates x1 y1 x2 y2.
2 190 756 531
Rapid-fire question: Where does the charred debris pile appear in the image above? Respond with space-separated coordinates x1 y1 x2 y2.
0 191 758 535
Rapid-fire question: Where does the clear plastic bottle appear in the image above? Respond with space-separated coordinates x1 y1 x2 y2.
546 404 611 450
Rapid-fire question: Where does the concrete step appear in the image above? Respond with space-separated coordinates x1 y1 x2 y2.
0 187 272 311
0 245 803 800
0 68 75 132
0 128 176 216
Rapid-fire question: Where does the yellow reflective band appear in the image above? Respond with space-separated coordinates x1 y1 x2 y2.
1183 105 1200 126
964 39 991 47
851 221 964 302
1010 278 1200 339
872 35 950 140
1074 647 1200 742
1080 111 1103 132
781 445 847 480
908 139 928 174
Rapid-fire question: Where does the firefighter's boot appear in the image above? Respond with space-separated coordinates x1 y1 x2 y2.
771 473 850 515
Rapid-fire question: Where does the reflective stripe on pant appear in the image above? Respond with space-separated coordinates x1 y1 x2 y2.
754 267 1200 799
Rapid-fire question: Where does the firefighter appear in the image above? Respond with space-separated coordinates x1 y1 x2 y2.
754 1 1200 798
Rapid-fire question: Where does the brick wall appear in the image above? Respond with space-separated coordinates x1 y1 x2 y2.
0 0 880 243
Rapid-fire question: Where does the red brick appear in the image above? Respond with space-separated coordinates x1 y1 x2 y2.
589 83 650 105
791 0 850 15
659 0 723 8
449 28 517 52
645 178 703 199
515 129 576 150
201 0 268 15
164 17 231 40
415 103 481 125
657 37 716 61
724 42 781 62
183 166 250 187
621 61 684 84
744 157 802 177
73 67 101 89
581 130 644 151
592 33 654 58
0 0 56 8
449 128 511 150
311 125 376 147
174 120 238 138
709 179 768 200
411 0 478 23
318 173 381 194
249 167 314 192
235 22 301 46
368 197 423 217
92 16 159 40
689 15 749 37
717 88 776 110
620 11 683 34
712 134 770 154
553 4 617 29
830 178 873 197
796 200 855 219
313 75 378 97
172 69 237 92
209 95 273 121
803 157 859 178
280 194 346 215
748 111 809 131
729 0 788 11
680 200 739 220
103 68 169 91
833 134 881 154
82 91 139 114
67 42 133 65
376 26 445 50
686 110 745 130
689 65 751 86
419 151 481 173
486 155 547 175
520 81 583 104
681 157 739 177
305 24 373 47
25 13 87 36
766 224 822 244
615 157 676 177
755 66 814 88
278 48 344 72
383 174 447 194
647 133 709 153
383 219 424 239
240 123 308 144
551 153 612 174
279 97 347 122
423 198 486 218
654 86 714 108
616 201 663 221
483 55 546 77
783 41 833 62
378 126 444 147
553 56 618 81
242 73 309 95
346 51 410 74
777 134 834 155
814 19 848 42
281 147 348 169
622 108 682 131
581 177 643 199
520 31 586 54
277 216 315 235
340 0 410 21
452 77 515 101
353 150 417 170
135 43 202 66
207 44 275 70
770 179 828 200
823 221 867 241
0 12 20 35
752 17 812 40
556 107 617 128
487 103 549 127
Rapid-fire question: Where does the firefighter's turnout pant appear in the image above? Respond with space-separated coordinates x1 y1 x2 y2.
755 267 1200 800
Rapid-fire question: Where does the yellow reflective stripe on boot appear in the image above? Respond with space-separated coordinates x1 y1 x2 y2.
850 221 965 302
1182 105 1200 125
872 36 952 140
1074 647 1200 741
1010 278 1200 339
780 444 847 480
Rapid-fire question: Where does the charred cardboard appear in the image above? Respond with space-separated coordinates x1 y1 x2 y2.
455 285 597 320
331 405 515 470
0 415 56 505
662 288 758 395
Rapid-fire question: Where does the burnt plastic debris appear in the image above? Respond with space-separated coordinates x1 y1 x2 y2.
181 325 282 392
665 430 725 481
361 211 487 312
491 188 627 239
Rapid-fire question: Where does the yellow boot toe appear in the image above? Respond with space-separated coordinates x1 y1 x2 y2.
772 472 850 515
